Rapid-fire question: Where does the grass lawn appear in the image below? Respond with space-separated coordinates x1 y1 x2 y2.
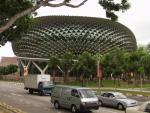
64 80 150 97
66 80 150 89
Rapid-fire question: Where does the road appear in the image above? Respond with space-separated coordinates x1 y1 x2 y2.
0 81 148 113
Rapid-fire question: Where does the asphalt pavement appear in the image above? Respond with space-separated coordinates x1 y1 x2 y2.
0 81 148 113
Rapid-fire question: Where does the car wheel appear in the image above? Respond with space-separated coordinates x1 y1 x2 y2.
54 101 60 109
71 105 77 113
117 103 124 110
99 100 103 106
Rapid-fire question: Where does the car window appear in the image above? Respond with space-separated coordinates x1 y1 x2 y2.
62 88 71 95
108 93 115 98
102 93 109 97
101 93 105 97
79 89 96 98
71 89 80 97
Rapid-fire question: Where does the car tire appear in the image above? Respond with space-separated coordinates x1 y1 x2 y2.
71 105 77 113
117 103 124 110
99 100 103 106
54 101 60 109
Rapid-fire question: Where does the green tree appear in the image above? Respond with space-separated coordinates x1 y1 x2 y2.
0 64 18 75
59 51 76 83
77 52 97 86
100 47 126 88
129 47 147 87
142 54 150 80
146 43 150 53
0 0 130 46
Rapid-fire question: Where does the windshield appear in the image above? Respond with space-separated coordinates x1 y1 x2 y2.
115 94 127 99
79 89 97 98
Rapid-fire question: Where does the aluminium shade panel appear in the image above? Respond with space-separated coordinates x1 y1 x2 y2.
12 16 137 58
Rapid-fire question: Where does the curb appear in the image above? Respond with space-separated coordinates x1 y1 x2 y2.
0 102 26 113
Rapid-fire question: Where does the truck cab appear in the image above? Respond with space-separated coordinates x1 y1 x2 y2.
38 81 54 96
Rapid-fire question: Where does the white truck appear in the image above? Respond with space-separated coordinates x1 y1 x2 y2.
24 74 53 96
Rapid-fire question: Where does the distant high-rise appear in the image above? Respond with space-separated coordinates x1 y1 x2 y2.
12 16 137 58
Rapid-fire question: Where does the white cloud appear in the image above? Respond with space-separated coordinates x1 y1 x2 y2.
0 0 150 58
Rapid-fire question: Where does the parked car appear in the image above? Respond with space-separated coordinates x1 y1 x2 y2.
97 92 138 110
126 101 150 113
51 85 99 113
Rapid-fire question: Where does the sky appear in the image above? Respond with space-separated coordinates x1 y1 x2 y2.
0 0 150 59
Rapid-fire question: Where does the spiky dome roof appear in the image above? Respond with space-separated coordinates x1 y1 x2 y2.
12 16 137 58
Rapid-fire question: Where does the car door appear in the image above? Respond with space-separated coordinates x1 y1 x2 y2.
60 88 71 108
101 93 110 106
69 89 81 109
107 93 118 107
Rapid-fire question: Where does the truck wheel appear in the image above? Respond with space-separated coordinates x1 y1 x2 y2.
117 103 124 110
54 101 60 109
71 105 77 113
29 89 33 94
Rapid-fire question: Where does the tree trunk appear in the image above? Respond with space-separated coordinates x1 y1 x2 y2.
86 78 89 87
63 71 70 83
80 75 84 87
52 71 56 84
117 75 121 87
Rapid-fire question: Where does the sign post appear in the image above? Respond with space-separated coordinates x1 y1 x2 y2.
97 62 102 93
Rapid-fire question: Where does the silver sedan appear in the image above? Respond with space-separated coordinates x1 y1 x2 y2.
97 92 138 110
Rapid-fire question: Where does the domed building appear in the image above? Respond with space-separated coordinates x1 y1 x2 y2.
12 16 137 58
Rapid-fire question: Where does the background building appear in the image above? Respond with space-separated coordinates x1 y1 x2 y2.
12 16 137 58
0 57 17 66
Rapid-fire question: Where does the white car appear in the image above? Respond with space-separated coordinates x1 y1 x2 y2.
126 101 150 113
97 92 138 110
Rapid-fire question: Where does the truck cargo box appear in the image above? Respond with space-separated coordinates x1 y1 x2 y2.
24 74 50 89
